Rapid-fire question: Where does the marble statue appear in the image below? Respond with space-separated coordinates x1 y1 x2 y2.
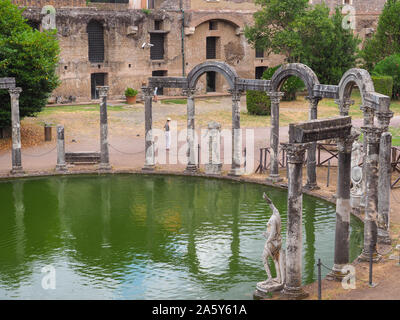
256 193 286 294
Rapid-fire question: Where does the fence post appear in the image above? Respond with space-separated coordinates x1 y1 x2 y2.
327 160 331 187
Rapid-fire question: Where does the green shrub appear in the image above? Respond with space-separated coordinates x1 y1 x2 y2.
372 54 400 99
262 66 305 101
124 87 138 97
246 90 271 116
371 76 393 98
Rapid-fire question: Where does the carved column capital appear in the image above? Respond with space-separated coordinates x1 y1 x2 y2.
306 96 322 108
141 86 154 97
267 91 284 104
96 86 109 98
8 87 22 99
335 99 354 115
361 126 383 144
376 111 394 131
183 88 197 98
228 89 243 102
336 128 360 153
282 143 309 164
360 104 374 115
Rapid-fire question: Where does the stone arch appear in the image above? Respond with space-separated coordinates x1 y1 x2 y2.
190 14 244 30
270 63 320 97
338 68 375 109
187 61 238 90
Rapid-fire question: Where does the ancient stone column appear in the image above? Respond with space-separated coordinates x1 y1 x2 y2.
56 125 67 172
335 99 354 117
184 88 197 172
267 92 284 183
360 106 375 207
305 96 321 190
142 86 155 171
97 86 111 171
329 131 359 280
376 111 393 244
281 142 308 299
9 87 23 174
229 89 243 176
358 126 382 262
205 121 222 175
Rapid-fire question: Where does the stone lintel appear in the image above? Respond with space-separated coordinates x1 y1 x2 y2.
288 116 352 143
0 77 16 89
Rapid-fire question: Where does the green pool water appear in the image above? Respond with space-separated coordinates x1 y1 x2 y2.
0 174 363 300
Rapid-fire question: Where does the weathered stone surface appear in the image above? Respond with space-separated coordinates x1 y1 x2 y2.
97 86 111 171
142 86 155 171
256 193 286 294
271 63 320 97
9 87 23 174
288 116 352 143
0 77 16 89
378 132 392 244
56 125 67 172
205 121 222 175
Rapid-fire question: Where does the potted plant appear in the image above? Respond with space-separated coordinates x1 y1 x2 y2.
125 87 138 104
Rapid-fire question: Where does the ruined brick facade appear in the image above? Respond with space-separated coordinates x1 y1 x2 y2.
11 0 387 102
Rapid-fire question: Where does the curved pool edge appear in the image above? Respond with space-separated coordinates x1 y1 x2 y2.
0 167 365 299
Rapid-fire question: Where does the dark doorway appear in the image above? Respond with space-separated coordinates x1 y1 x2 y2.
206 37 217 60
91 73 107 99
150 33 165 60
255 66 267 79
87 20 105 63
206 72 216 93
152 70 167 95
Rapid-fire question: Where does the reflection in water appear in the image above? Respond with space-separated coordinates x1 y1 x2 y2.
13 181 25 263
0 175 363 299
303 199 316 284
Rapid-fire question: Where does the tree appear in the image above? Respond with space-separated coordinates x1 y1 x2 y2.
245 1 360 84
0 0 60 129
360 0 400 71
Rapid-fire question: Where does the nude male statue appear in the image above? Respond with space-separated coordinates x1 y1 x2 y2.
256 193 286 293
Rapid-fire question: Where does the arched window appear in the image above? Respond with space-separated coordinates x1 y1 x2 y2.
87 20 104 63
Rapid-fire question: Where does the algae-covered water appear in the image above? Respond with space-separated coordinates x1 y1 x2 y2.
0 174 363 299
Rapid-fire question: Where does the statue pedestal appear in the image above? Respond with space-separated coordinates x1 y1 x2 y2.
256 279 284 293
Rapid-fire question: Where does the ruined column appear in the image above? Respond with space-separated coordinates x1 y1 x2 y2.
205 121 222 175
184 88 197 172
142 86 155 171
281 143 309 299
9 87 23 174
56 125 67 172
328 130 359 280
335 99 354 117
97 86 111 171
305 96 321 190
358 126 382 262
360 106 375 207
229 89 243 176
376 111 393 244
267 92 284 183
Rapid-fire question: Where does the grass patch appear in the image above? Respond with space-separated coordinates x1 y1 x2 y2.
161 99 187 105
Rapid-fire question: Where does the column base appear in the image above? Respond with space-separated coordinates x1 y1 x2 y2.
280 285 309 300
56 164 68 173
377 228 391 245
142 164 155 172
228 167 243 177
185 164 198 173
358 250 382 263
266 174 283 183
304 182 319 191
99 163 112 172
326 264 348 282
11 166 24 175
